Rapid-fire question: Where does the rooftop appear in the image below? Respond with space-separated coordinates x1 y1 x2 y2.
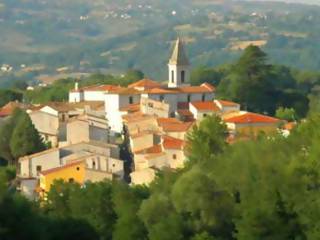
190 101 220 112
162 136 185 150
128 79 162 89
70 84 121 93
215 100 239 107
225 112 280 124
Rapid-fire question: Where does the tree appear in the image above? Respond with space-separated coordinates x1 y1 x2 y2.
218 46 278 114
172 167 234 239
190 66 224 86
186 115 228 166
0 89 22 108
0 108 24 165
112 182 148 240
10 110 46 159
275 107 297 121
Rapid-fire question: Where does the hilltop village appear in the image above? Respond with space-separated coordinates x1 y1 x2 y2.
0 39 288 199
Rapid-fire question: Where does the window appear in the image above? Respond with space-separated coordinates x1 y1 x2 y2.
112 164 116 167
36 165 42 173
202 94 206 102
69 178 74 183
181 71 185 83
148 103 154 108
187 94 191 102
129 96 133 104
160 95 164 102
92 161 96 168
173 154 177 160
76 167 80 171
203 113 207 117
171 70 174 83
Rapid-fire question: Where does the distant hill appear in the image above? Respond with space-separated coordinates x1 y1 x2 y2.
1 0 320 87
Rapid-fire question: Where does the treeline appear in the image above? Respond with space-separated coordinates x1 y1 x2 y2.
1 114 320 239
191 46 320 118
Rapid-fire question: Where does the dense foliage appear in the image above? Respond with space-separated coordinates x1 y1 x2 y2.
1 114 320 239
0 109 46 165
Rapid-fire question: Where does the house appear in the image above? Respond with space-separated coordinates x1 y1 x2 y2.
224 112 281 137
39 160 114 194
69 83 121 103
18 141 123 198
28 111 59 147
214 100 240 114
189 101 221 121
66 113 111 145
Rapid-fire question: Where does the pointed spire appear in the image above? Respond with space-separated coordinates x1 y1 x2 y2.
169 38 189 66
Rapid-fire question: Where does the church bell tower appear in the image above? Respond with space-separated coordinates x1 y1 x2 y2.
168 38 190 88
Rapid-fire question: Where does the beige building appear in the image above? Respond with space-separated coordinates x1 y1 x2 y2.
29 111 60 147
67 114 111 145
18 141 123 199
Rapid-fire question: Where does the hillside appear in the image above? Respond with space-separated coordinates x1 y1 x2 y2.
1 0 320 86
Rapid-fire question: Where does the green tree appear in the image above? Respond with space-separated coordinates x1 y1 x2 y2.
275 107 297 121
186 115 228 166
10 110 46 159
112 182 148 240
0 89 22 108
218 46 277 114
0 108 24 165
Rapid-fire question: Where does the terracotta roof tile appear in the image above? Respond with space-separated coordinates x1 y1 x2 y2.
161 122 194 132
190 101 220 112
134 144 162 154
0 102 25 117
225 112 280 124
40 160 84 176
157 118 181 126
108 87 141 95
71 85 120 93
145 88 178 94
215 100 239 107
162 136 185 150
128 79 162 89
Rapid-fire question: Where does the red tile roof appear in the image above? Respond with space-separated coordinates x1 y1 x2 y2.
177 83 216 93
161 122 194 132
225 112 280 124
145 88 178 94
71 85 121 93
190 101 220 112
134 144 162 154
215 100 239 107
108 87 141 95
128 79 162 89
162 136 185 150
157 118 181 126
0 102 24 117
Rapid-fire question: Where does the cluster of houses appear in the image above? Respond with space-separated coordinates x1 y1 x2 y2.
0 39 286 199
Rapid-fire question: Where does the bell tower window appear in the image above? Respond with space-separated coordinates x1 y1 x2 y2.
181 71 185 83
171 70 174 83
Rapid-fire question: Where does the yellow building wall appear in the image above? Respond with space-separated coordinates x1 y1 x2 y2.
235 124 278 137
40 162 86 192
